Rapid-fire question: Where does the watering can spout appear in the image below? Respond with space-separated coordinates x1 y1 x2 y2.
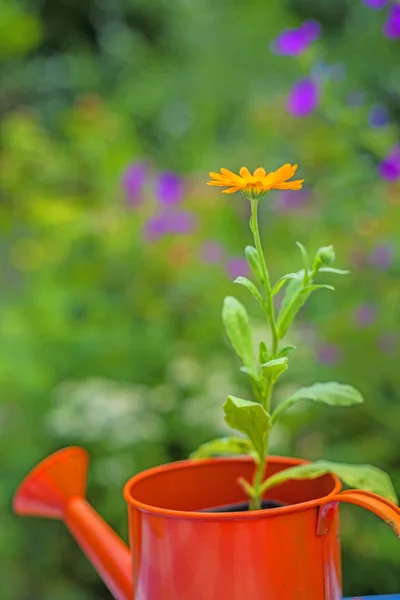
13 447 133 600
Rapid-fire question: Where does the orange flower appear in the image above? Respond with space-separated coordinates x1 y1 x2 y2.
207 164 304 197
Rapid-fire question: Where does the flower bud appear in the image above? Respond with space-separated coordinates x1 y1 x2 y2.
315 245 335 267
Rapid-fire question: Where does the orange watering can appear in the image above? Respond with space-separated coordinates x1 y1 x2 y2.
13 447 400 600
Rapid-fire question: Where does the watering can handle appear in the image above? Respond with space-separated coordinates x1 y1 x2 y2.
317 489 400 537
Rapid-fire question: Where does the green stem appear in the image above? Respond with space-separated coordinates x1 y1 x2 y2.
249 453 267 510
247 197 280 510
250 198 279 355
249 379 274 509
262 378 273 413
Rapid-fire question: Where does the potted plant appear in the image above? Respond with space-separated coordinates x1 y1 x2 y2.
14 163 400 600
192 163 398 510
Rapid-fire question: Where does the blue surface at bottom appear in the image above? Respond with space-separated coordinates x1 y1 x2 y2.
344 596 400 599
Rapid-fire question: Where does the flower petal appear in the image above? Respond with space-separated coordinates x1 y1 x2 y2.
272 163 298 182
207 180 231 186
253 167 266 179
220 168 244 185
239 167 253 181
273 179 304 190
209 172 231 182
222 186 240 194
263 165 296 188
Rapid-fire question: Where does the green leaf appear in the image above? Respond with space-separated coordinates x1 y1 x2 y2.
277 280 334 340
234 277 265 310
261 357 288 382
272 273 302 296
277 345 296 358
223 396 271 459
278 275 304 318
190 437 254 459
260 460 398 504
306 284 335 292
240 366 258 383
222 296 255 371
272 382 364 424
319 267 350 275
296 241 309 275
237 477 256 497
259 341 269 363
277 278 309 339
245 246 264 283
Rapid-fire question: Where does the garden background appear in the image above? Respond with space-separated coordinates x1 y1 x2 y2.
1 0 400 597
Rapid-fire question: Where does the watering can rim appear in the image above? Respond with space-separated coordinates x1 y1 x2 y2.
123 454 343 520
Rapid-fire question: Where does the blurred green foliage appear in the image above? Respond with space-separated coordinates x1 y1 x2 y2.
1 0 400 598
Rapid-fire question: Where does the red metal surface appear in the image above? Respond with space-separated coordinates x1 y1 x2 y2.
124 456 343 600
14 447 400 600
13 446 89 518
65 497 132 600
13 447 133 600
318 490 400 538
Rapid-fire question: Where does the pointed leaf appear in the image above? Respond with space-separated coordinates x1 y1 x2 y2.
240 366 258 383
306 284 335 292
237 477 256 497
277 280 334 339
261 357 288 382
277 279 309 339
245 246 264 283
277 345 296 358
222 296 255 371
223 396 271 458
259 341 269 364
261 460 398 503
234 277 265 310
278 275 304 318
272 382 364 424
319 267 350 275
296 241 309 275
272 273 302 296
190 437 254 459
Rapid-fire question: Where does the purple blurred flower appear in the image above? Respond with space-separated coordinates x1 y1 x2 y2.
384 3 400 38
354 304 376 328
379 332 397 354
276 188 310 211
378 145 400 181
272 20 321 56
370 244 393 270
122 163 147 205
287 78 319 118
317 343 340 366
369 105 389 127
145 213 169 241
169 210 196 234
362 0 388 8
144 210 196 241
155 171 183 205
226 257 249 280
201 241 224 264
